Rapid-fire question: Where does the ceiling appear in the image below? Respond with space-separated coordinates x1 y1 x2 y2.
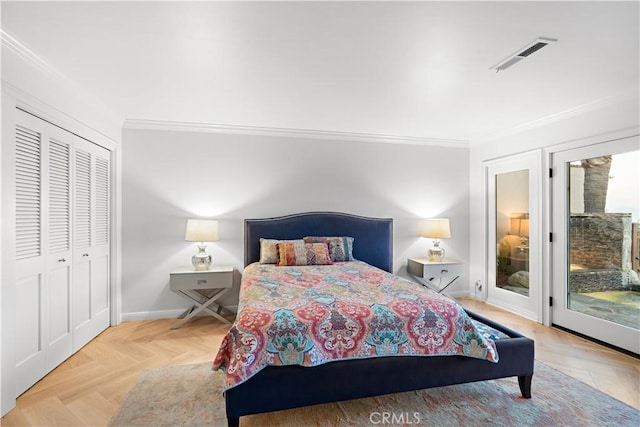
2 1 638 144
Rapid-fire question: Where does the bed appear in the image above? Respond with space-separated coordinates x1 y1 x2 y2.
216 212 534 427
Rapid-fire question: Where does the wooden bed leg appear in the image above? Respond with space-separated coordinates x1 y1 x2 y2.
518 375 533 398
227 417 240 427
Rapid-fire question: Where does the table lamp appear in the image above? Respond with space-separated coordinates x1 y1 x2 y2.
185 219 219 270
420 218 451 262
510 212 529 251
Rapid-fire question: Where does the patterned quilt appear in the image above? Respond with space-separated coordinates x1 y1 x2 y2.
213 261 499 390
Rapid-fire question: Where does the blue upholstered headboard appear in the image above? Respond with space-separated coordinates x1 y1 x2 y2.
245 212 393 272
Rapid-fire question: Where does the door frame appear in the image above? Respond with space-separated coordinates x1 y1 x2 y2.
483 150 543 322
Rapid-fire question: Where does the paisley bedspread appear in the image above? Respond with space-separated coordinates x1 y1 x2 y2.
213 261 499 390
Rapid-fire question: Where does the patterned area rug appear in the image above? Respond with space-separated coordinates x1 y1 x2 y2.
108 361 639 427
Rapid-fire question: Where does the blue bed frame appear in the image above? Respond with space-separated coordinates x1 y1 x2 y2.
224 212 534 427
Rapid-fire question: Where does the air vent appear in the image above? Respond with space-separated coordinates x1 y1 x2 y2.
490 37 557 72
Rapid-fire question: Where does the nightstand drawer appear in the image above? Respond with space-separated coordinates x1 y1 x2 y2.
422 262 464 278
407 258 463 279
170 268 233 291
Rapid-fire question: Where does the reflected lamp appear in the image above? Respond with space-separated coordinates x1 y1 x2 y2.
510 213 529 249
420 218 451 262
185 219 219 270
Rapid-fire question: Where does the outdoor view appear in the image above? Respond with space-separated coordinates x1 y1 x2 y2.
568 150 640 330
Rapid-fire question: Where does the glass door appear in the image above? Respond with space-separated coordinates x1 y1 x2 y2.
551 136 639 354
485 151 541 321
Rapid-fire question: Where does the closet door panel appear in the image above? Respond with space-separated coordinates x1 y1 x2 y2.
14 274 43 395
15 275 42 365
73 139 110 352
15 122 43 263
14 110 46 395
48 132 72 256
91 150 110 325
74 254 109 350
48 267 71 343
92 255 109 314
74 261 91 328
73 142 92 351
45 125 73 371
47 265 73 370
74 148 91 250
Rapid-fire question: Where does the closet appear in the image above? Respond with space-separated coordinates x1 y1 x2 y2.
13 109 111 395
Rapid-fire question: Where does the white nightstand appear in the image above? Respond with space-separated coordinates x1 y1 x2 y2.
169 265 234 329
407 258 464 293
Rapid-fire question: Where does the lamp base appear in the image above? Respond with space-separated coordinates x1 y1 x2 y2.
428 240 445 262
192 244 212 271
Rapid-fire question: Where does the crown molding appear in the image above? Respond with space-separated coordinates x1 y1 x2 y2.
2 29 124 140
474 89 640 144
3 27 466 148
123 119 469 148
1 29 69 84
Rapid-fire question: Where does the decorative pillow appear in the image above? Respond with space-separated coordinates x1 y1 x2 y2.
277 241 333 266
259 239 281 264
303 236 355 262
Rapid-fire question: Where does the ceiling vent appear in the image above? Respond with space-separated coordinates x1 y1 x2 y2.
490 37 558 72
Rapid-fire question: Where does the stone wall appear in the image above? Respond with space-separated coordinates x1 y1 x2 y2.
569 270 625 293
569 213 633 292
570 213 631 270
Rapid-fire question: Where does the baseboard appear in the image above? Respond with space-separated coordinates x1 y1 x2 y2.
121 305 239 322
485 298 537 322
121 309 186 322
447 290 470 298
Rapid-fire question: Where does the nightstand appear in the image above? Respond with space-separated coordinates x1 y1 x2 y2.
407 258 464 293
169 265 234 329
506 253 529 272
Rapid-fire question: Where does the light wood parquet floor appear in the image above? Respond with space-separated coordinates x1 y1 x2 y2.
1 298 638 426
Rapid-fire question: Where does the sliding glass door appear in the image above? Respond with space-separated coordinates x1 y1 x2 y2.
551 136 639 354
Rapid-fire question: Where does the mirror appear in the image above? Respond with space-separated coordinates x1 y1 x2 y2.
495 169 530 297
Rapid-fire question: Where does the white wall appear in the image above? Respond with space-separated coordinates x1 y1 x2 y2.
121 128 470 319
468 93 640 321
1 35 122 141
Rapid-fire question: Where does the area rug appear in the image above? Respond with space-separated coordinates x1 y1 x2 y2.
108 361 639 427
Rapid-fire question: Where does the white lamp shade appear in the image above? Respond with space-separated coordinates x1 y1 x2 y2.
420 218 451 239
510 213 530 237
185 219 219 242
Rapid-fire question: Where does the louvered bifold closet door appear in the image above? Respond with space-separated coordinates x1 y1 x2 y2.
44 125 74 372
13 111 76 395
14 110 47 395
10 109 112 400
73 138 110 352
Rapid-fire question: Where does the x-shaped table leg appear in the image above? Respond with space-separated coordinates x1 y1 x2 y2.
171 287 232 329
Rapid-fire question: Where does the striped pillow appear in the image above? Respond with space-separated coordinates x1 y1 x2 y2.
277 241 333 266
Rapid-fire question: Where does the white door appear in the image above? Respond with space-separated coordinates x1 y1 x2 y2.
44 125 74 372
13 111 75 394
485 151 542 321
14 111 47 395
551 136 639 354
73 138 110 352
